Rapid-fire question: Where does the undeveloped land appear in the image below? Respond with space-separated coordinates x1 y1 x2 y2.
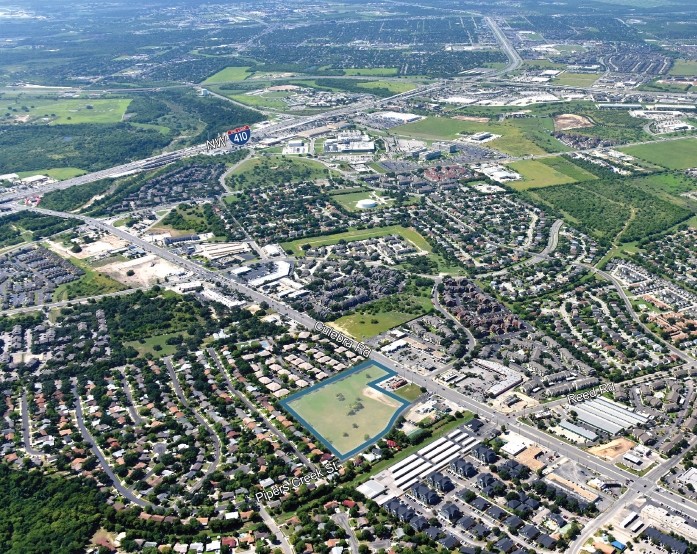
588 437 635 460
554 113 594 131
98 254 182 287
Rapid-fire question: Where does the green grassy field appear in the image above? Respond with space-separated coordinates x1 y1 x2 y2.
284 363 404 457
395 384 423 402
331 190 399 212
282 225 432 256
124 332 191 358
344 68 399 76
508 159 578 189
202 66 251 84
228 92 288 111
393 116 566 156
331 310 422 341
17 168 87 180
227 155 332 189
53 257 127 301
4 98 132 125
553 73 601 87
508 156 597 190
670 60 697 76
620 139 697 170
356 80 416 94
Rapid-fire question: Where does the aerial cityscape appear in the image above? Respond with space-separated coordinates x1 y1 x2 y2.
2 0 697 553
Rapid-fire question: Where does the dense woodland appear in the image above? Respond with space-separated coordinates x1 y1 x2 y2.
0 464 106 554
0 212 79 248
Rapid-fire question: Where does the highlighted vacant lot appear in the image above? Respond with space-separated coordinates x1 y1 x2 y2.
620 139 697 170
202 66 251 84
281 361 410 459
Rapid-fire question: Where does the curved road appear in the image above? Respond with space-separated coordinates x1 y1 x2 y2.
20 393 43 457
163 357 222 492
72 383 151 508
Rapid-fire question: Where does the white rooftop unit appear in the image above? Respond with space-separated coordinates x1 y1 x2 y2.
391 454 419 474
577 402 636 430
621 512 639 528
629 519 645 533
574 406 624 434
423 440 458 460
395 461 434 488
393 457 428 480
430 444 463 466
448 430 466 442
418 437 448 456
357 479 387 499
460 437 480 452
592 397 649 425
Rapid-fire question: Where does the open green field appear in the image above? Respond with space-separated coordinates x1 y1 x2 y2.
553 72 601 87
331 309 422 341
202 66 251 84
670 60 697 76
282 362 407 458
508 156 597 190
344 68 399 76
53 257 127 301
282 225 432 256
395 383 423 402
620 139 697 170
330 190 418 212
508 159 577 189
356 80 416 94
227 92 288 111
227 155 333 190
17 168 87 180
393 116 566 156
125 332 192 358
4 98 132 125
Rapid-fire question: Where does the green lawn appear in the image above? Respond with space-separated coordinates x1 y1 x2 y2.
553 73 601 87
331 311 420 341
124 332 191 358
283 363 407 457
670 60 697 76
3 98 132 125
394 383 423 402
282 225 432 256
202 66 251 84
620 139 697 170
344 68 399 76
17 168 87 180
331 293 433 341
508 156 597 190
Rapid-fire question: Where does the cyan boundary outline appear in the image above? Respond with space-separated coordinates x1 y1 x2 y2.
280 360 412 460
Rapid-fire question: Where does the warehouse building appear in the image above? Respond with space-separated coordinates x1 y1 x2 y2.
573 397 650 435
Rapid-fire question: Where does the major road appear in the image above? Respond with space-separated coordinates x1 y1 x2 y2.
19 204 697 530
